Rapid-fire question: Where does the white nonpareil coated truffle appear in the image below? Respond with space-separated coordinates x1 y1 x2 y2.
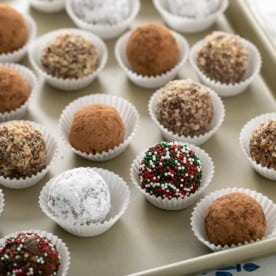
47 168 111 225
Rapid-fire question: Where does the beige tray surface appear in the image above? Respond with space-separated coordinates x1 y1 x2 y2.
2 1 276 275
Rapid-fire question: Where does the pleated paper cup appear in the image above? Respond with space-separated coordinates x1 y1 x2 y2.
130 142 214 211
149 85 225 146
0 63 38 122
239 113 276 181
28 28 108 91
39 168 130 237
153 0 229 33
189 37 262 97
191 187 276 251
0 121 58 189
0 230 70 276
0 13 36 63
115 30 189 89
30 0 65 13
65 0 140 40
59 94 138 161
0 189 4 216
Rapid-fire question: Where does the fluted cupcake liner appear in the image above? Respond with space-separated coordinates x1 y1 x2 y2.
148 85 225 146
0 121 58 189
0 63 38 122
189 37 262 97
153 0 229 33
115 30 189 89
65 0 141 40
0 189 4 216
0 13 36 63
59 94 139 161
0 229 70 276
130 142 214 211
30 0 65 13
239 113 276 181
28 28 108 91
39 167 130 237
191 187 276 251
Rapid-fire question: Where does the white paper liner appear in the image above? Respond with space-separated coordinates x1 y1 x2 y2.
0 121 58 189
239 113 276 181
191 187 276 251
28 28 108 91
0 229 70 276
30 0 65 13
130 142 214 210
59 94 139 161
0 189 4 216
149 84 225 146
189 37 262 97
65 0 141 40
0 63 38 122
153 0 229 33
0 13 36 63
39 167 130 237
115 30 189 89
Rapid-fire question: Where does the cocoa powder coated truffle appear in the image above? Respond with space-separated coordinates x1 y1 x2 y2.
197 31 248 84
0 121 47 178
0 232 60 275
0 4 28 54
205 193 266 246
0 67 30 112
69 104 125 154
156 79 213 136
41 32 99 79
249 120 276 170
126 23 180 76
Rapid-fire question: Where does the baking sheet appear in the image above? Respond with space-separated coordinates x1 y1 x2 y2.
3 1 276 275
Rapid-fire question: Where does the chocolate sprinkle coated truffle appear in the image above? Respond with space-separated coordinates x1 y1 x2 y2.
0 121 47 178
0 232 60 275
138 142 202 199
41 32 99 79
197 31 248 84
249 120 276 169
155 79 213 136
205 193 266 246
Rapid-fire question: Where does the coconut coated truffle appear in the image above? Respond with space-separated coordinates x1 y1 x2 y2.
47 168 111 225
0 67 30 113
155 79 213 136
0 121 47 178
0 4 28 54
138 142 202 199
197 31 248 84
126 23 180 76
69 104 125 154
205 193 266 246
0 232 60 275
249 120 276 170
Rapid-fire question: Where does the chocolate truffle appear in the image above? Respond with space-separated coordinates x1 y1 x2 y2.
69 104 125 154
197 31 249 84
126 23 180 76
41 32 99 79
205 193 266 246
155 79 213 136
0 67 30 113
0 232 60 275
73 0 130 25
0 121 47 178
249 120 276 170
168 0 220 18
0 4 28 54
47 167 111 225
138 142 202 199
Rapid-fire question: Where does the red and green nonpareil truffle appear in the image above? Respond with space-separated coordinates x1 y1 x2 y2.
138 142 202 199
0 232 60 276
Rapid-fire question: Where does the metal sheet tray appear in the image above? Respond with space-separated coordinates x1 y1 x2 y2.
3 1 276 275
